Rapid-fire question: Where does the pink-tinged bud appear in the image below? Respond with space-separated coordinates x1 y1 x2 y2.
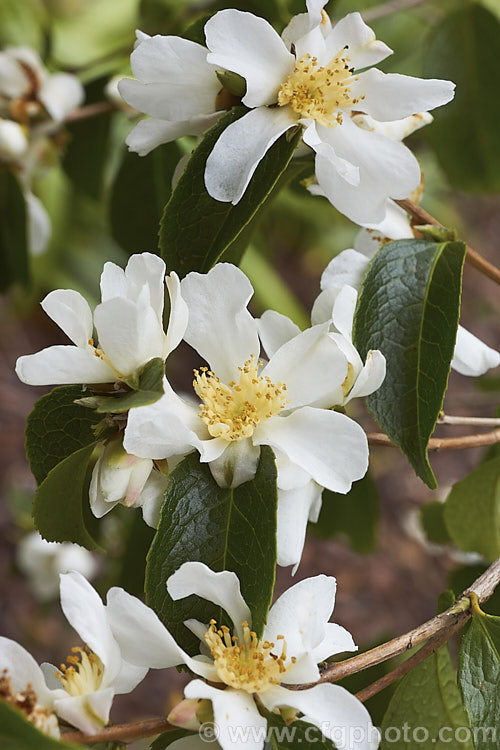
168 698 212 730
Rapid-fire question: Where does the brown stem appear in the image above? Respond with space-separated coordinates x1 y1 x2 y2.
62 717 176 745
396 198 500 285
367 429 500 450
64 101 115 123
363 0 427 22
438 414 500 427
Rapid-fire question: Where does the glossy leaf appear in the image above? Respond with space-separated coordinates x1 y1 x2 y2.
26 385 97 485
444 455 500 562
0 702 85 749
458 608 500 748
380 644 474 749
265 713 336 749
95 358 165 413
33 441 99 549
145 447 277 653
353 239 466 488
423 2 500 192
310 473 379 554
159 107 302 276
0 169 28 292
110 142 182 255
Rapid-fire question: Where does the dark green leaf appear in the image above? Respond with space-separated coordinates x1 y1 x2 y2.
380 644 474 749
265 713 336 749
33 441 99 549
458 608 500 749
0 169 28 292
110 142 182 255
145 447 277 653
159 108 302 276
353 239 466 488
444 455 500 561
423 3 500 192
63 79 112 199
95 358 165 413
310 473 378 554
420 501 451 545
150 729 193 749
26 385 97 485
0 701 85 749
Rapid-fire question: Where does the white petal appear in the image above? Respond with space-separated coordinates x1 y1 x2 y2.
53 689 114 735
0 51 30 98
324 12 392 69
39 73 84 121
89 454 118 520
352 68 455 121
94 296 165 377
138 469 170 528
204 107 298 204
257 407 368 493
59 572 122 682
125 113 221 156
0 119 28 161
264 574 337 668
331 285 358 340
41 289 93 348
123 382 203 459
344 349 386 403
320 249 370 293
314 116 421 224
356 199 413 247
452 326 500 376
208 439 260 488
276 482 323 569
258 310 300 360
184 681 267 750
313 622 357 662
260 324 348 409
123 252 166 316
25 191 51 256
15 345 116 385
112 660 148 695
261 683 379 750
303 122 359 186
205 9 294 108
181 263 259 383
310 288 339 326
105 586 217 680
167 562 251 637
0 637 53 707
352 111 433 142
165 272 188 357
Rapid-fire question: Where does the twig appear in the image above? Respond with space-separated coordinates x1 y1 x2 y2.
396 198 500 285
367 429 500 450
64 101 115 123
363 0 426 22
311 556 500 688
438 414 500 427
62 717 176 745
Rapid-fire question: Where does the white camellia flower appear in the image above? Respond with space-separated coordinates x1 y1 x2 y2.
0 572 148 735
16 531 98 602
118 30 224 156
15 252 188 386
201 0 454 223
124 263 371 568
321 207 500 378
106 561 379 750
89 439 183 528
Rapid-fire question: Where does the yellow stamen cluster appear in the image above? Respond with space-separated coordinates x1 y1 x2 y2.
341 362 356 399
193 355 288 441
55 645 104 697
278 50 364 127
205 620 296 693
0 669 59 737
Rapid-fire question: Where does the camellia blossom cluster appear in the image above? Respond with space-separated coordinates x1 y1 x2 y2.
119 0 455 224
0 46 84 254
15 254 385 569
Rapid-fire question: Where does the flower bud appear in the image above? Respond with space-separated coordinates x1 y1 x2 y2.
0 118 28 162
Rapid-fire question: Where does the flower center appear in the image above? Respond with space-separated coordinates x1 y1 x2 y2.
278 50 363 127
205 620 296 693
55 646 104 697
193 354 288 441
0 669 59 738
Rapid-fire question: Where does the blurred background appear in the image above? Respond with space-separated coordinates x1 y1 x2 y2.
0 0 499 740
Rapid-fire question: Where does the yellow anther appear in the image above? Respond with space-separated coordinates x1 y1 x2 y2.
55 646 104 697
